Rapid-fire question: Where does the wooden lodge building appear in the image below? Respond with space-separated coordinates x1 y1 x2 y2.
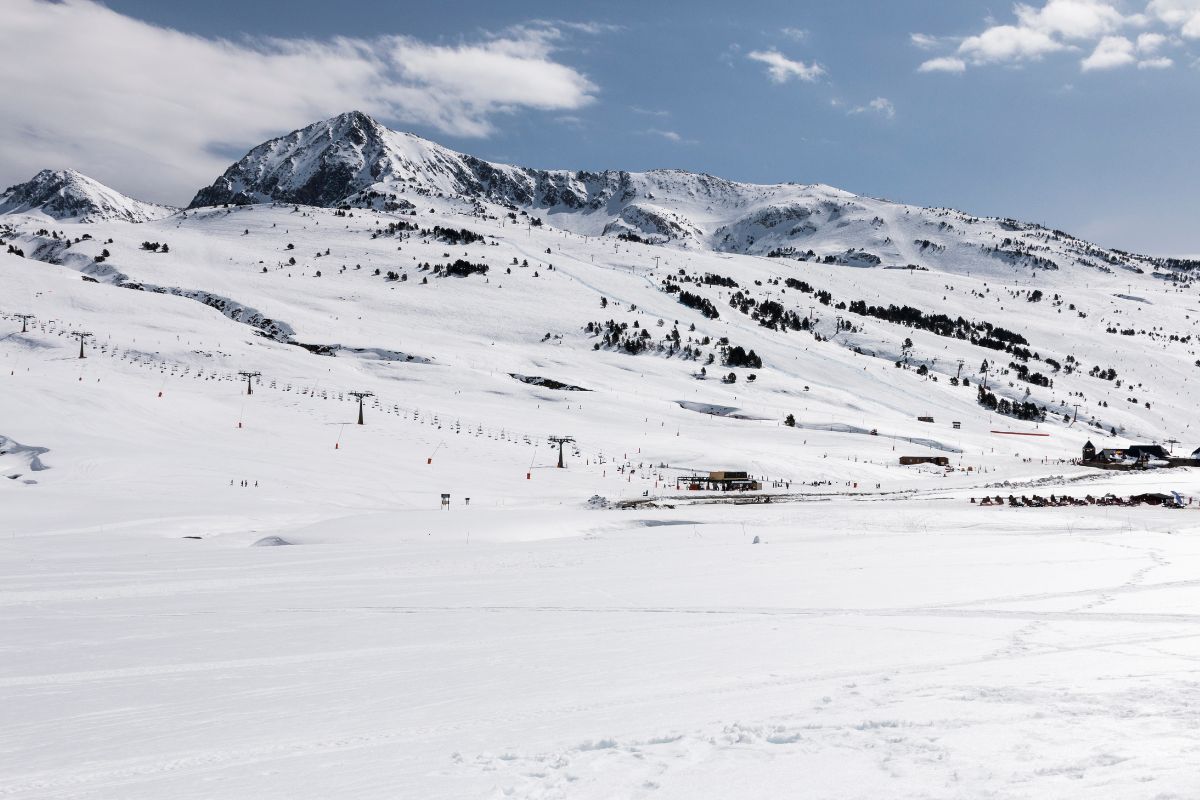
677 471 761 492
1081 440 1192 470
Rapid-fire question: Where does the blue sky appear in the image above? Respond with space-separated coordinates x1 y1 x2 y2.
3 0 1197 253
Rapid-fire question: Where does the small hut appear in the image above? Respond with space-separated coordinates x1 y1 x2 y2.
1082 440 1096 462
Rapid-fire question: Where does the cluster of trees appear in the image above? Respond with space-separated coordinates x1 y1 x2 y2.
728 291 806 332
977 387 1045 421
678 290 719 319
1008 361 1051 388
617 232 650 244
724 345 762 369
433 260 488 278
370 221 483 246
588 319 656 355
766 247 817 259
140 241 168 252
702 272 738 288
430 226 484 246
584 319 711 361
374 220 419 238
844 299 1034 360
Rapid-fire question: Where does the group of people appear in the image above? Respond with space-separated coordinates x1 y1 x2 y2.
974 493 1182 508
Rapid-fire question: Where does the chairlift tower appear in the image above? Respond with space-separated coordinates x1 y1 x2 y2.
16 314 33 333
549 435 576 468
349 391 374 425
72 331 93 359
238 371 261 396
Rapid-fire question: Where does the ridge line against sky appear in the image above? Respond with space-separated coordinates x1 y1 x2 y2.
2 0 1196 254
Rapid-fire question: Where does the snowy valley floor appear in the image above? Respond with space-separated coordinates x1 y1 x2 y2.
5 501 1200 799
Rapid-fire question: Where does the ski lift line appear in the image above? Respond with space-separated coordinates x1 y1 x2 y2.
9 320 577 451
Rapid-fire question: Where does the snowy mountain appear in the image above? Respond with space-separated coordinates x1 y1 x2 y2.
189 111 1197 283
0 169 176 224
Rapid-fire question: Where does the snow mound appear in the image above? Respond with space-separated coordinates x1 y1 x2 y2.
0 434 49 479
252 536 294 547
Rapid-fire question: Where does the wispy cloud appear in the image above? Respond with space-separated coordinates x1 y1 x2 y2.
0 0 599 205
630 106 670 117
780 27 809 42
910 32 944 50
537 20 623 36
849 97 896 119
747 49 825 83
644 128 698 145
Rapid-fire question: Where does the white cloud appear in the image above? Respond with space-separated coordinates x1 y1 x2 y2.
746 49 826 82
919 0 1198 74
1147 0 1200 37
780 27 809 42
958 24 1067 63
0 0 598 205
1081 35 1137 69
850 97 896 119
1136 31 1169 52
919 56 968 72
1014 0 1126 39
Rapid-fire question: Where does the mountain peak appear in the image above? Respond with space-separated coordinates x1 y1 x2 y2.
0 169 174 223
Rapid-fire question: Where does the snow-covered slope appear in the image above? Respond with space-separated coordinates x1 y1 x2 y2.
0 169 175 223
